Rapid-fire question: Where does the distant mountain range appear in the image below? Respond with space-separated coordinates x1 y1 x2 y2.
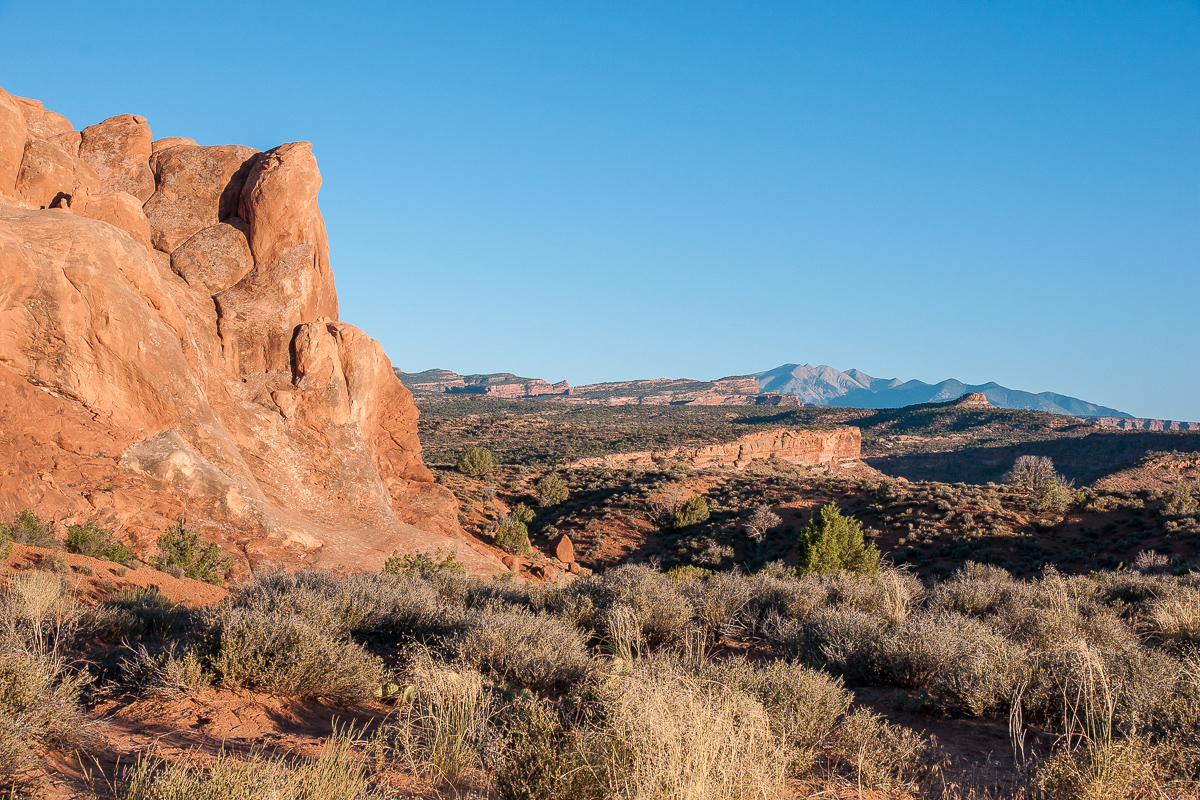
755 364 1130 417
398 362 1133 418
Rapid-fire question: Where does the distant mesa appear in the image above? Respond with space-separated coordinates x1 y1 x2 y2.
396 369 569 398
406 361 1136 421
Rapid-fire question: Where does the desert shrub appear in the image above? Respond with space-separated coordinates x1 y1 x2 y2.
795 504 880 577
382 548 466 576
832 708 931 789
1004 455 1062 492
743 504 781 559
82 586 191 641
198 604 384 704
682 571 753 640
703 657 851 775
38 552 70 574
1144 584 1200 648
588 565 695 651
120 641 212 698
1161 482 1199 518
492 514 531 555
0 573 95 793
496 700 597 800
996 569 1136 653
800 606 885 684
391 653 494 782
815 568 924 625
878 612 1026 717
152 522 230 585
120 726 368 800
1035 736 1165 800
931 561 1016 617
456 445 494 476
454 608 590 690
512 502 535 524
647 483 690 528
0 509 57 548
665 564 713 583
536 473 568 507
578 661 789 799
1037 479 1074 515
673 494 710 528
65 521 131 564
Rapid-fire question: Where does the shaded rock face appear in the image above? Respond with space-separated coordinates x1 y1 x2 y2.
0 86 501 577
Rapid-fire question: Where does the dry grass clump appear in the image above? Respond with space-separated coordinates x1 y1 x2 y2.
389 652 495 783
120 726 368 800
832 707 932 789
0 572 96 793
1144 584 1200 648
453 607 591 690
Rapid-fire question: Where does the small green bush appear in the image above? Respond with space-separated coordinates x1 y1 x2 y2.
65 522 131 565
512 502 536 525
536 473 569 507
673 495 710 528
493 515 531 555
1037 480 1073 515
382 548 467 575
0 510 56 548
1160 482 1199 518
152 522 230 585
795 504 880 577
456 445 494 476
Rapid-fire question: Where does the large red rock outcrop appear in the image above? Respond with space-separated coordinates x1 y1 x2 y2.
0 86 501 577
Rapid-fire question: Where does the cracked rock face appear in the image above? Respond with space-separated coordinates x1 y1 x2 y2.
0 85 501 578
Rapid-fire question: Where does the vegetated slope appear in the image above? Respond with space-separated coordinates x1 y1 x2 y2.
0 87 500 577
755 362 1130 417
415 394 1200 486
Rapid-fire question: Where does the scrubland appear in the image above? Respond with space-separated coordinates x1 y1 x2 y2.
3 542 1200 798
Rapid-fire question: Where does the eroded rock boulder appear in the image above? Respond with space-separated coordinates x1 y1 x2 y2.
0 89 500 578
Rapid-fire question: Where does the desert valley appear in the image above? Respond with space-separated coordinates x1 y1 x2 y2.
1 66 1199 800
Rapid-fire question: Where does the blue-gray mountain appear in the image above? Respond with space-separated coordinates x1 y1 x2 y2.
755 364 1130 418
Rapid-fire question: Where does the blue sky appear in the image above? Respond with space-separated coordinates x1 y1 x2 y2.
2 1 1197 419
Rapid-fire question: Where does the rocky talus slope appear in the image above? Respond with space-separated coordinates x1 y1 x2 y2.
0 88 502 576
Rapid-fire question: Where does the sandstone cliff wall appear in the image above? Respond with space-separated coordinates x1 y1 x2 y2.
0 88 502 577
571 427 862 470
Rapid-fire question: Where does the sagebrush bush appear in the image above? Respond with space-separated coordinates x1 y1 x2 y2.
800 606 885 684
587 564 695 650
702 657 851 774
454 607 591 690
878 611 1025 717
198 604 384 703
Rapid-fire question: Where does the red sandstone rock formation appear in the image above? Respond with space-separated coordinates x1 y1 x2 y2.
570 427 862 470
0 87 502 578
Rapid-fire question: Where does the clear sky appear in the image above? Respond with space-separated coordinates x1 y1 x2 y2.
2 1 1197 419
